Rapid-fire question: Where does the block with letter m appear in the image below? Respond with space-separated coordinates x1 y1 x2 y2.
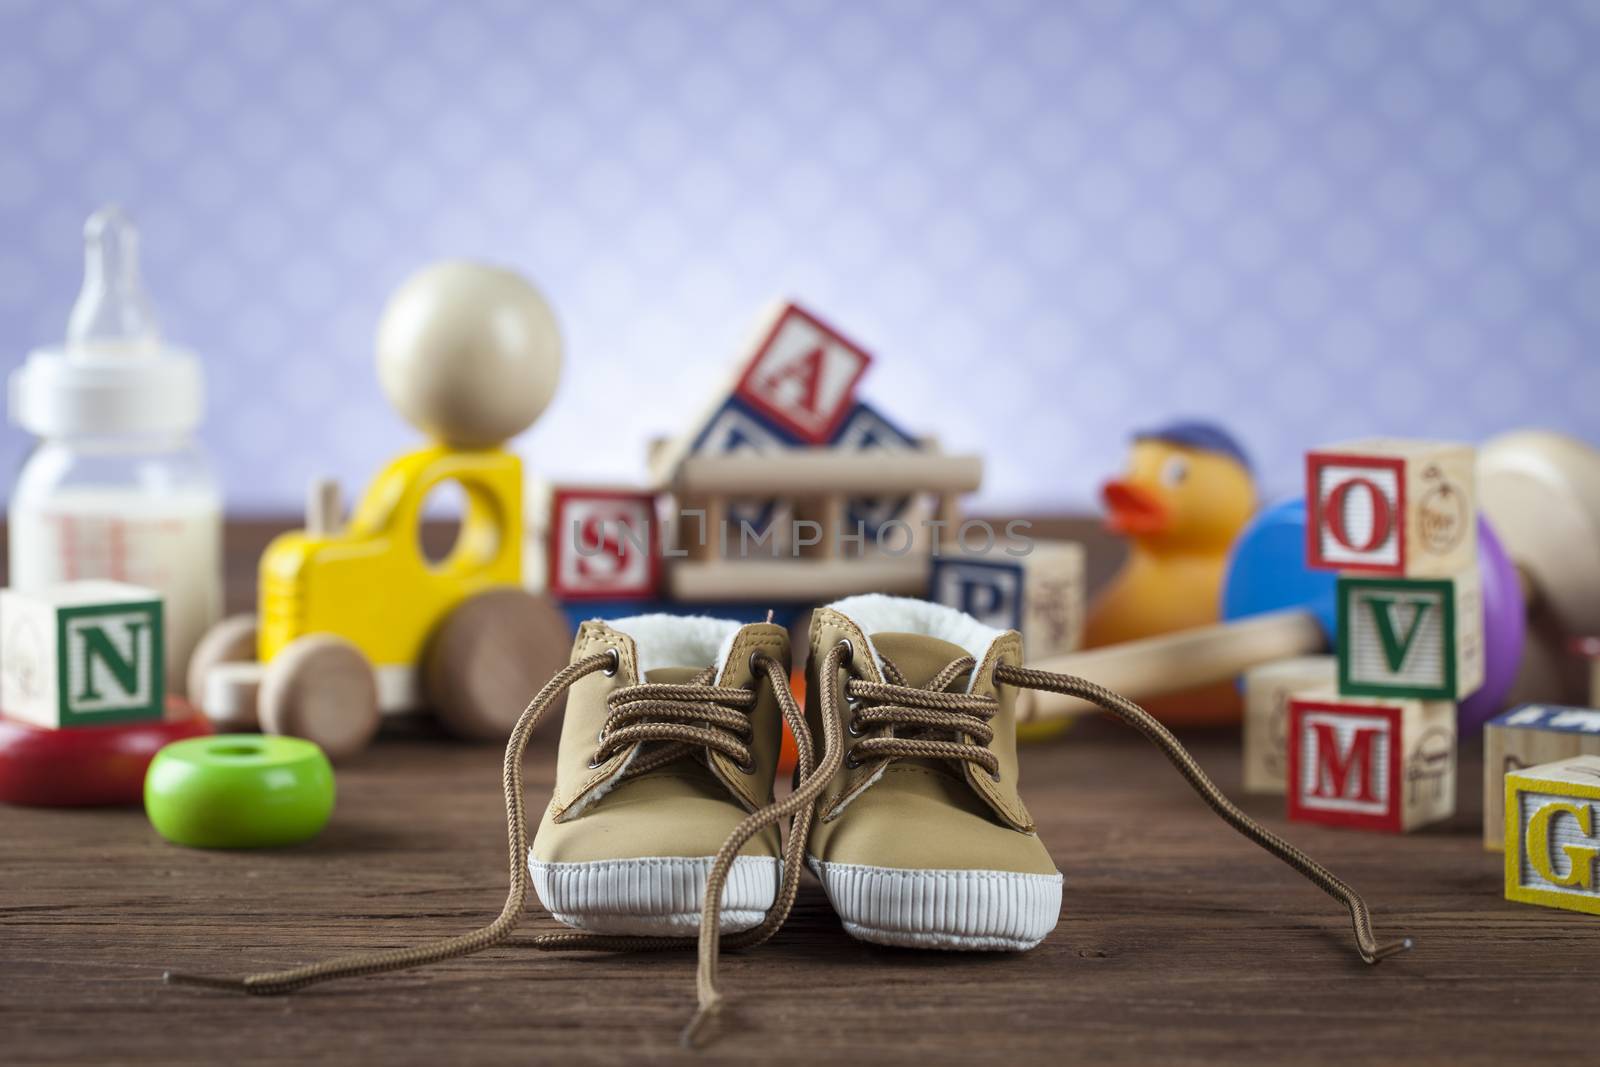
0 580 165 729
1287 693 1456 833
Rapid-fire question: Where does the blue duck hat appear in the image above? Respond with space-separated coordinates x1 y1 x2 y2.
1133 420 1252 474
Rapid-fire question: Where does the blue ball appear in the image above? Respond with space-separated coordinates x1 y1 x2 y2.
1221 497 1337 642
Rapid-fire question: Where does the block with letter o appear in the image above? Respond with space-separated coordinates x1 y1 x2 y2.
1305 439 1476 578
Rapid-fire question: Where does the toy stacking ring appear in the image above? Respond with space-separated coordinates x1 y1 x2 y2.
144 735 335 849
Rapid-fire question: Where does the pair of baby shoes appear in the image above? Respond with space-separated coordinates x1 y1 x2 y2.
532 596 1061 954
171 595 1407 1046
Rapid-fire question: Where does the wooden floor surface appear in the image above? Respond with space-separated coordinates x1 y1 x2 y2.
2 520 1595 1064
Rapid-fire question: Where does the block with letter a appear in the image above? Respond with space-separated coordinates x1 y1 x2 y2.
547 488 660 601
1287 692 1456 833
732 303 872 444
1305 438 1476 578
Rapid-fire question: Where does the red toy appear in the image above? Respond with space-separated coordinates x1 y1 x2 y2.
547 487 661 600
732 303 872 444
1285 693 1455 833
0 698 211 807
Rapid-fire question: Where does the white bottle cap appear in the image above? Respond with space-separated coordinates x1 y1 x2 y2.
9 206 204 438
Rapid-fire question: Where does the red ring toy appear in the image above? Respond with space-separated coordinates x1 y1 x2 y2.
0 698 212 807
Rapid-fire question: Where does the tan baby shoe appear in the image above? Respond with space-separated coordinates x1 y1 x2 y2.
529 614 789 934
804 595 1064 949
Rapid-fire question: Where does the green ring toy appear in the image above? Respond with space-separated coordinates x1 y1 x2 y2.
144 735 335 849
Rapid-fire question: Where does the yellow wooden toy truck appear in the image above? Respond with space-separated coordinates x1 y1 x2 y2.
188 262 571 758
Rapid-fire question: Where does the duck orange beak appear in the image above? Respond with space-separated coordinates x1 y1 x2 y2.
1102 479 1170 535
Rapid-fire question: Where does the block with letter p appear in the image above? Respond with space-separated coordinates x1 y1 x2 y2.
732 303 872 444
1504 755 1600 917
547 488 661 601
1287 692 1456 833
927 541 1085 660
1306 438 1476 577
1336 570 1483 701
0 581 165 728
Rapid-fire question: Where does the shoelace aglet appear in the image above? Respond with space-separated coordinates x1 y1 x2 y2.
1365 936 1413 964
163 970 249 992
680 996 722 1050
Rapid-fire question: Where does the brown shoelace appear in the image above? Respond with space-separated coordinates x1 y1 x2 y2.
166 639 1407 1048
165 647 846 1049
843 650 1408 964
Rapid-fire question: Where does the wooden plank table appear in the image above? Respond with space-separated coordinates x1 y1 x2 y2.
2 521 1593 1064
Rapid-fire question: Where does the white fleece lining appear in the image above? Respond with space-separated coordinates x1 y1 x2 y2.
808 856 1062 951
605 613 743 676
827 594 1004 682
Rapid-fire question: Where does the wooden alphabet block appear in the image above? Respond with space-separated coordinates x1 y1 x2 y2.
1483 704 1600 850
0 581 165 728
927 541 1085 660
1336 569 1483 701
1287 692 1456 833
547 488 661 601
1241 656 1337 794
1504 755 1600 916
827 401 920 538
688 397 799 556
731 303 872 444
1306 438 1476 577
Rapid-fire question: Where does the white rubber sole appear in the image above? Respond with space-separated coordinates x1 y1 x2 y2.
808 857 1063 951
528 854 781 936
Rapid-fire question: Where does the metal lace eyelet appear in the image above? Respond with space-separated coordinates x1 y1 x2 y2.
847 717 865 737
602 648 620 676
588 751 609 770
748 650 766 676
988 766 1003 783
845 748 862 770
736 752 758 775
835 638 854 665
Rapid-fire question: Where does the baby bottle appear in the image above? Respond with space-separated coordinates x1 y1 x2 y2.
8 206 223 697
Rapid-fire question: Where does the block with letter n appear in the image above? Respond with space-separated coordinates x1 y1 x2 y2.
1336 570 1483 701
1287 693 1456 833
1504 755 1600 917
0 580 165 729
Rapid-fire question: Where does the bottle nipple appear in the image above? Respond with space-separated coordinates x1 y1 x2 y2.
66 205 161 354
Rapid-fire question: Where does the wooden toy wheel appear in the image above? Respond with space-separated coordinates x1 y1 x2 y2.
423 588 573 741
1480 431 1600 705
186 614 260 727
259 635 381 761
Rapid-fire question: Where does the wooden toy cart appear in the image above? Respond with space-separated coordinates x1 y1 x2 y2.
657 447 984 602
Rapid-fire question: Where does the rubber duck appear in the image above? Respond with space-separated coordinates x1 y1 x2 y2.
1086 421 1257 726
